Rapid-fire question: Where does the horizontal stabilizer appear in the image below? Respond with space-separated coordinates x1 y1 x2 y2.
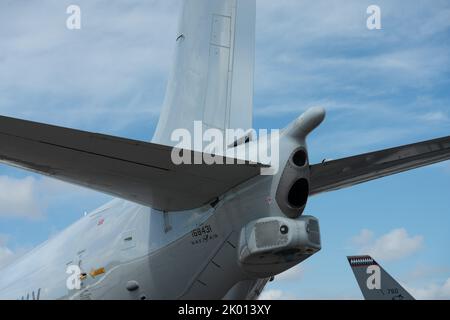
310 136 450 195
0 116 264 211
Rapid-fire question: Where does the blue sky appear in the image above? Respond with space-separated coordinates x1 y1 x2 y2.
0 0 449 299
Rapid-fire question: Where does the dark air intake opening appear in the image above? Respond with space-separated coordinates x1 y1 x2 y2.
292 149 307 167
287 178 309 208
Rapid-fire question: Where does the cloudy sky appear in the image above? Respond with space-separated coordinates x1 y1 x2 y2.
0 0 449 299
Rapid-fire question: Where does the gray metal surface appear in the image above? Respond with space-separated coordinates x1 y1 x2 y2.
348 255 415 300
310 136 450 195
153 0 256 147
0 0 448 301
0 115 263 211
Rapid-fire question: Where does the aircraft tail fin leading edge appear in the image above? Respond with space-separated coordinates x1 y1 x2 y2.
153 0 256 147
347 255 415 300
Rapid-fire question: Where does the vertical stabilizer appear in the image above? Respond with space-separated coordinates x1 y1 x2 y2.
347 255 415 300
153 0 256 147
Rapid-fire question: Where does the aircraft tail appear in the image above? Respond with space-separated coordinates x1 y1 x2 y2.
347 255 415 300
152 0 256 147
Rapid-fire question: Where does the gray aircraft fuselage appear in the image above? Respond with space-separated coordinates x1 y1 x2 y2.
1 0 449 300
0 137 302 300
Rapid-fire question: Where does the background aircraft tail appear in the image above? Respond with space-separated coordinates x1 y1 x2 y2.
153 0 256 147
347 255 415 300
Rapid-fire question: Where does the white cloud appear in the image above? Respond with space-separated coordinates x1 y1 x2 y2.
259 289 284 300
0 0 180 133
0 176 42 219
0 0 448 135
408 278 450 300
418 111 449 123
0 235 14 268
351 229 374 247
403 264 450 300
0 0 447 154
406 264 450 282
0 246 14 268
0 174 110 220
352 228 424 261
0 235 32 269
275 265 305 281
36 176 106 200
259 289 298 300
253 0 450 150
